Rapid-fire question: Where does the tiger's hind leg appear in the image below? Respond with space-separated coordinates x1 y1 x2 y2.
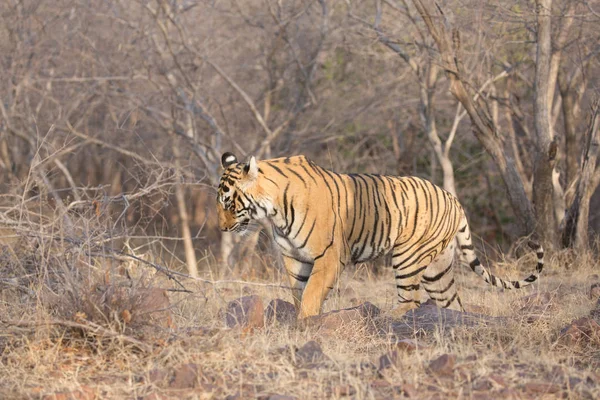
390 254 426 317
420 241 464 311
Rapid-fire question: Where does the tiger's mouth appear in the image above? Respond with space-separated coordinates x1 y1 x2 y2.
224 221 249 233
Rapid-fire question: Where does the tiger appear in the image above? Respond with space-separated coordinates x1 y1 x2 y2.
216 152 544 318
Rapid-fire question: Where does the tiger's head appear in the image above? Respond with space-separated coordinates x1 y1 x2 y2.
216 152 270 233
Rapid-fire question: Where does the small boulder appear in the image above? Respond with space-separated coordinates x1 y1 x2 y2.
169 363 199 389
590 299 600 322
590 283 600 301
294 340 330 368
378 350 400 371
225 295 264 331
393 338 426 353
388 300 498 338
304 302 380 334
265 299 297 325
333 384 356 397
427 354 456 377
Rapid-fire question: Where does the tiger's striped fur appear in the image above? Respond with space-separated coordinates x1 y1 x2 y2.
216 153 544 318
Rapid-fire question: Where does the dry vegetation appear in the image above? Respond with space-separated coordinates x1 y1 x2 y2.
1 211 600 399
1 0 600 399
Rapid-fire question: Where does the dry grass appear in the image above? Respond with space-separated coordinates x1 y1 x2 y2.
1 226 599 399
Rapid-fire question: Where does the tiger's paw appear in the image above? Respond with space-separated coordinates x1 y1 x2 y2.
389 303 419 319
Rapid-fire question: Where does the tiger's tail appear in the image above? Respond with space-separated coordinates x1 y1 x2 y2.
456 219 544 289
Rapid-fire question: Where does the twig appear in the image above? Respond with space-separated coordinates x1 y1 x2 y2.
99 251 292 289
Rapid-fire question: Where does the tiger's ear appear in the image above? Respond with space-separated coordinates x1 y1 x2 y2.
221 152 237 168
243 156 259 180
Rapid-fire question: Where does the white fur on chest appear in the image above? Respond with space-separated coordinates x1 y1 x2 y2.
272 226 313 263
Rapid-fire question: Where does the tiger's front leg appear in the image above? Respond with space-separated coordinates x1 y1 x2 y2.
299 248 343 318
282 255 313 310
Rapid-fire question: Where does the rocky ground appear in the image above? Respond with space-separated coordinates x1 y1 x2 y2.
1 256 600 399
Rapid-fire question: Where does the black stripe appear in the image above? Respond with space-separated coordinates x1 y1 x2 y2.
286 167 307 187
422 262 453 282
289 272 309 282
396 284 420 291
395 265 428 280
265 163 288 179
442 292 458 308
298 219 316 249
286 201 296 236
536 262 543 273
398 299 421 304
423 278 455 294
263 175 280 187
291 205 309 239
298 163 319 184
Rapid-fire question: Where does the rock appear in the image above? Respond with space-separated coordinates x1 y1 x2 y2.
399 383 418 398
304 302 380 333
472 374 507 391
333 384 356 397
567 376 583 389
393 338 426 352
590 299 600 322
559 318 600 346
472 379 493 391
378 350 400 371
590 283 600 301
427 354 456 377
146 368 169 385
358 361 378 373
369 379 391 389
225 295 264 331
387 300 499 338
524 381 561 394
294 340 330 368
169 363 199 389
488 374 507 388
135 288 175 329
262 395 297 400
265 299 297 325
42 386 97 400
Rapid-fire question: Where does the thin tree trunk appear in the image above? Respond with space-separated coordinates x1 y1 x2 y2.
562 102 600 250
504 84 532 198
172 144 199 278
532 0 558 249
559 70 579 189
